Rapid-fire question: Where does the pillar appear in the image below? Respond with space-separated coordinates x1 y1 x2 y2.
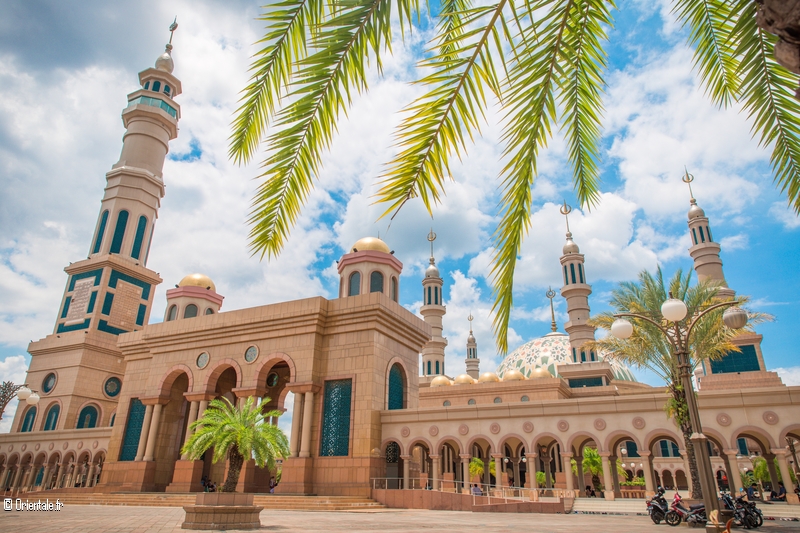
562 452 574 493
299 391 314 458
11 465 24 490
512 458 521 488
40 464 51 491
639 451 655 496
20 466 31 491
576 455 585 494
610 455 621 496
460 454 471 492
723 449 743 495
65 464 75 489
143 403 163 461
53 463 63 489
600 452 614 500
430 454 440 490
492 454 503 488
483 456 491 486
134 404 154 461
773 449 796 496
764 453 781 491
289 392 303 457
529 453 539 489
86 464 97 487
679 449 693 491
401 455 411 489
180 400 200 460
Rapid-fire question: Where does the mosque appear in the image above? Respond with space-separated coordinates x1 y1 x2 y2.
0 34 798 508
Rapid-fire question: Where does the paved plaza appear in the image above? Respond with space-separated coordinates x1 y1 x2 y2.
1 505 799 533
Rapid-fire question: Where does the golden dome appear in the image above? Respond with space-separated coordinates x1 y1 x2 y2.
478 372 500 383
502 369 526 381
351 237 390 254
178 273 216 292
430 375 452 387
454 373 475 385
530 367 553 379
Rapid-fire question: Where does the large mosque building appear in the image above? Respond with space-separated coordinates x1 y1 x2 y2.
0 35 798 507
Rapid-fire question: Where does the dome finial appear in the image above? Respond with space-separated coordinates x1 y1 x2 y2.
468 312 474 333
682 167 695 202
155 17 178 73
560 201 580 254
559 200 572 235
168 17 178 45
427 228 437 264
546 287 557 332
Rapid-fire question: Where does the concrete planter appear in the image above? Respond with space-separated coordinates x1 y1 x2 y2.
182 493 263 530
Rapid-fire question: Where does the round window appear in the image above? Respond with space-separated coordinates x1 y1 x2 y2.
266 372 279 388
493 397 502 404
104 377 122 397
42 373 57 394
520 395 530 402
467 399 476 405
443 400 451 407
197 352 210 369
244 346 259 363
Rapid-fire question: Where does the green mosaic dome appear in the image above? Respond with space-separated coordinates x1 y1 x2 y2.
496 332 637 382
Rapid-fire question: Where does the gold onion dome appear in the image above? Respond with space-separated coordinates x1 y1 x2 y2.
529 367 553 379
502 369 526 381
430 375 452 387
351 236 390 253
478 372 500 383
178 273 216 292
454 373 475 385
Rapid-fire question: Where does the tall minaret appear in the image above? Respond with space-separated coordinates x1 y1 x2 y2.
12 25 182 433
683 171 735 298
558 202 596 363
420 230 448 376
465 314 480 379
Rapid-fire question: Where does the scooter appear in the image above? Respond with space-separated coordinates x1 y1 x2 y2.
720 493 761 529
665 492 706 527
646 487 669 524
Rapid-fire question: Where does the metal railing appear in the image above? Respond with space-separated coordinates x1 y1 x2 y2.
370 478 578 502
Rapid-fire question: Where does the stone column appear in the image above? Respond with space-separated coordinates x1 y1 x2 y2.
679 449 693 491
143 403 163 461
492 454 503 488
512 458 521 488
724 450 743 495
134 404 154 461
52 463 63 489
86 464 97 487
764 453 781 491
289 393 303 457
401 455 411 489
460 454 471 492
11 465 24 490
430 454 440 490
562 452 574 493
576 456 585 495
40 464 51 491
639 451 656 496
180 400 200 460
20 466 31 491
600 452 614 500
299 391 315 458
773 449 797 496
64 464 74 489
610 455 621 496
529 453 539 489
198 399 209 415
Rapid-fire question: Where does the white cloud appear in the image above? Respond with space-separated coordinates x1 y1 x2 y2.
775 366 800 386
719 234 749 251
768 201 800 230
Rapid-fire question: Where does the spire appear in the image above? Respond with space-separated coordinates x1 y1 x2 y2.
425 228 440 278
546 287 557 333
465 313 479 379
421 229 447 376
560 201 580 254
155 18 178 74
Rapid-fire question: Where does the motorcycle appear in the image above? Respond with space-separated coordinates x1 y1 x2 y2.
665 492 706 527
647 487 669 524
720 493 762 529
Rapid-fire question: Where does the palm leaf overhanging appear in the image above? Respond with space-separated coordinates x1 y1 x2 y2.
230 1 800 353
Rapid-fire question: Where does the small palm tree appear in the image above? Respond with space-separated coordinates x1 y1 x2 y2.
181 397 289 493
571 447 626 490
469 457 496 481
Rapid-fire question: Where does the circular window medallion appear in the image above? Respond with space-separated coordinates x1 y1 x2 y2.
429 425 439 437
716 413 732 426
443 400 451 407
490 423 501 435
400 426 410 438
520 395 530 402
196 352 210 369
6 445 12 452
523 421 534 433
42 372 57 394
763 411 779 425
632 417 646 430
467 399 476 405
458 424 469 435
104 377 122 398
594 418 607 431
266 372 280 388
557 420 570 432
244 345 259 363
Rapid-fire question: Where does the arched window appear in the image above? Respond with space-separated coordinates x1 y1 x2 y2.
76 405 98 429
109 412 116 427
391 277 398 302
144 81 150 90
164 85 171 95
348 272 361 296
434 286 439 305
166 305 177 321
435 361 440 374
692 228 698 245
43 404 60 431
387 363 405 410
109 210 129 254
370 271 384 293
427 361 431 375
20 406 36 433
563 265 569 285
570 263 577 284
184 304 198 319
578 264 584 283
152 80 161 92
707 226 713 241
131 216 147 260
92 210 109 254
699 226 706 243
205 308 214 315
427 286 432 305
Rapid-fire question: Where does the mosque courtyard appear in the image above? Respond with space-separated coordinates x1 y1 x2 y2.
1 505 799 533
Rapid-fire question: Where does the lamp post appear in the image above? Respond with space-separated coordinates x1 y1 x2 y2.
0 382 40 421
611 294 746 532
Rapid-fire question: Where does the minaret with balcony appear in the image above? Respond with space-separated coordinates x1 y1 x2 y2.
464 314 480 379
421 230 448 377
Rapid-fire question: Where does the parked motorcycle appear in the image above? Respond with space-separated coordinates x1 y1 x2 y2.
647 487 669 524
720 493 762 529
665 492 706 527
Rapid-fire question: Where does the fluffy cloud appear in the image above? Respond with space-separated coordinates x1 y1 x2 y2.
769 202 800 230
775 366 800 386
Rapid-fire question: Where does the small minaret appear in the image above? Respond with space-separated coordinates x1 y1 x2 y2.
420 230 447 376
558 202 596 363
683 170 735 299
465 314 479 379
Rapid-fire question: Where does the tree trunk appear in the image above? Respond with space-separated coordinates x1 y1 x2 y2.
673 386 702 499
223 445 244 493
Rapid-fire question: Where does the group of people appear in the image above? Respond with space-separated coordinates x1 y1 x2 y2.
746 481 796 502
200 475 217 492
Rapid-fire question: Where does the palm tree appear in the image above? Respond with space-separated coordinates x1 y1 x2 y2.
469 457 497 482
571 447 626 490
229 1 800 352
588 267 770 499
181 397 289 493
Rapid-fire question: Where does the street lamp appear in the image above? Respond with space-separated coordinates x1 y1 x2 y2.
0 382 39 421
611 293 746 532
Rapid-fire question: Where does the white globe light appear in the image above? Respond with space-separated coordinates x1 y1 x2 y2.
611 319 633 339
723 306 748 330
16 386 31 400
661 298 688 322
26 392 40 405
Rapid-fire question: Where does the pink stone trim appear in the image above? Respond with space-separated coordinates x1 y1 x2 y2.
603 431 643 454
252 352 297 388
165 285 225 305
203 358 243 393
337 250 403 274
157 364 195 396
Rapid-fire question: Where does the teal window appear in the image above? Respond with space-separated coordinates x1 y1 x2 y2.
77 405 98 429
92 210 109 254
136 304 146 326
391 277 398 302
87 291 97 313
104 377 122 397
578 264 584 283
131 216 147 259
563 265 569 285
699 226 706 243
164 84 171 95
710 345 760 374
205 308 214 315
126 95 178 118
427 361 431 375
43 404 60 431
184 304 198 318
348 272 360 296
625 441 640 458
120 399 145 461
144 81 150 90
570 264 577 284
434 286 439 305
109 210 129 254
572 348 577 363
388 364 404 410
737 437 748 456
102 293 114 315
152 80 161 92
569 377 603 388
20 407 36 432
707 226 713 241
435 361 440 374
110 413 116 427
370 271 383 293
660 440 679 457
427 286 431 305
60 297 71 319
144 223 154 264
42 373 56 394
34 466 44 486
167 305 177 321
580 351 586 362
320 379 352 457
692 228 698 245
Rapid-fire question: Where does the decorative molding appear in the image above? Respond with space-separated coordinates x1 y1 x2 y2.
557 420 569 432
458 424 469 435
632 417 646 430
400 426 410 438
716 413 732 426
92 441 99 449
593 418 606 431
490 423 501 435
763 411 779 425
62 442 69 450
523 421 534 433
429 425 439 437
77 441 84 450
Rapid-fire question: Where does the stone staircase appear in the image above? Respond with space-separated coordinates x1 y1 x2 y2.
571 498 648 515
47 493 387 511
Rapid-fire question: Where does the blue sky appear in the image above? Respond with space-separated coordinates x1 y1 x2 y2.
1 0 799 431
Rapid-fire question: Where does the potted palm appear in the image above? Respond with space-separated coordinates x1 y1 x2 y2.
180 396 289 530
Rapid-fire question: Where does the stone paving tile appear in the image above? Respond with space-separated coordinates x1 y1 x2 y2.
1 504 799 532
